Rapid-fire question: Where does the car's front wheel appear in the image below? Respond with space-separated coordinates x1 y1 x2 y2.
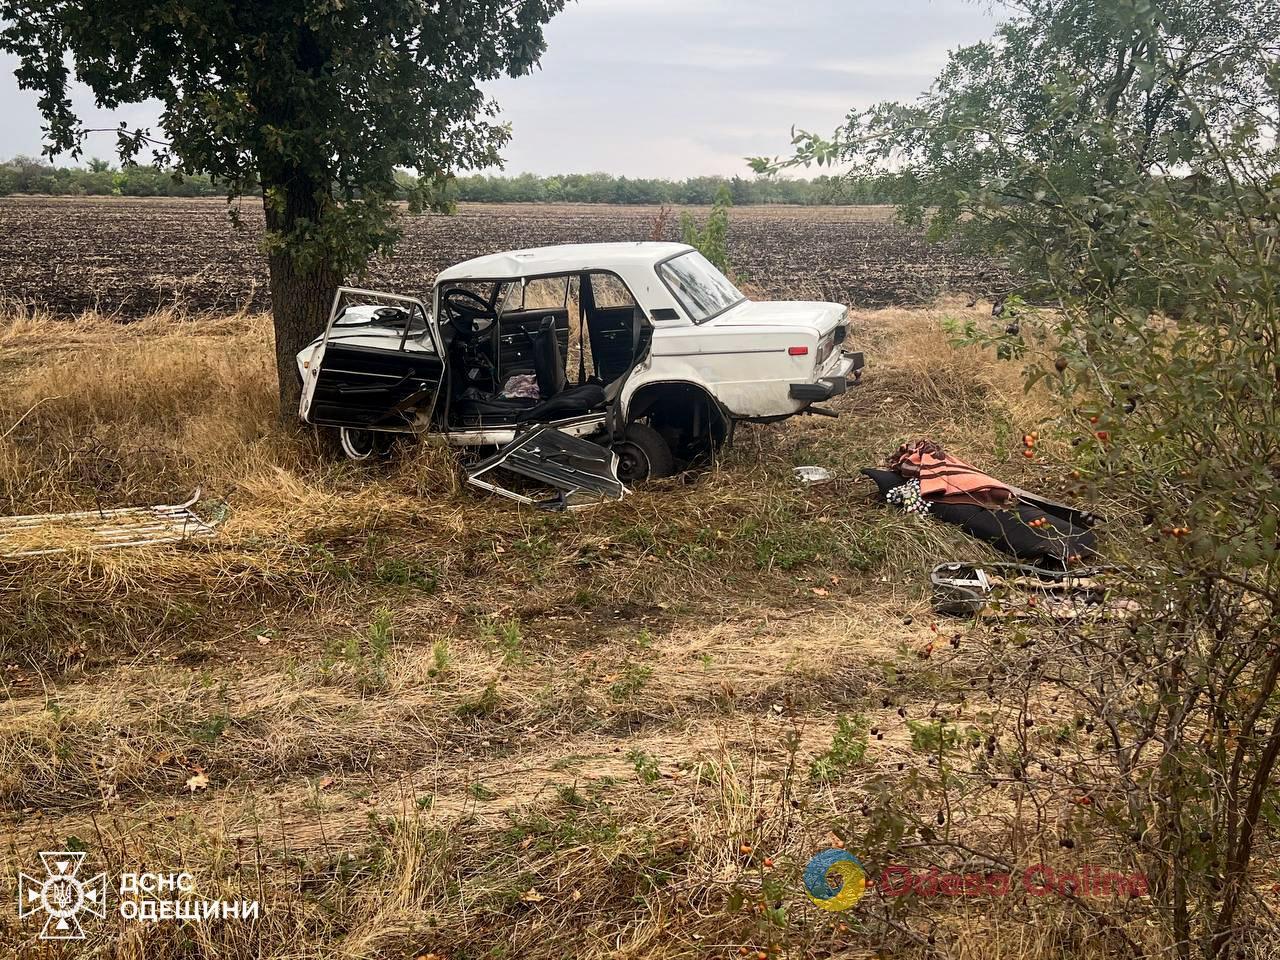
337 427 395 462
612 422 675 483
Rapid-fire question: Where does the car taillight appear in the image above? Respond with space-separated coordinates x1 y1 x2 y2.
816 330 838 366
788 346 809 356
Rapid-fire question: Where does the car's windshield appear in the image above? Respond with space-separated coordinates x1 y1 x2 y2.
656 251 745 323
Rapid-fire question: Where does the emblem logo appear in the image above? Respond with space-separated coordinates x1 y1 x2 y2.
18 851 107 940
803 848 867 911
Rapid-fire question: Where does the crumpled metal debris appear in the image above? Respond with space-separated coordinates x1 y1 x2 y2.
930 561 1117 618
466 426 627 510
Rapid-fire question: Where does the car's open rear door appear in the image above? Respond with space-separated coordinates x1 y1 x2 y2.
576 272 653 436
300 288 445 432
466 426 627 510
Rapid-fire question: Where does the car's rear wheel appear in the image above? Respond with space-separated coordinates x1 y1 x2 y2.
612 422 675 483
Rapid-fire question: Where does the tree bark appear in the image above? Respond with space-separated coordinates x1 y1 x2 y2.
262 177 342 419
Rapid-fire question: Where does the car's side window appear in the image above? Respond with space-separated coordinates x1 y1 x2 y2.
589 273 636 309
516 277 570 310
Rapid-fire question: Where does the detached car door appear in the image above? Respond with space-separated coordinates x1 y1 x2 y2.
300 289 446 432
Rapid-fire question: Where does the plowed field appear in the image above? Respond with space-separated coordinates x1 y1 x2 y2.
0 197 1000 315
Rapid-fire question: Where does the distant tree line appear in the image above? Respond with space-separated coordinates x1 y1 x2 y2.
428 171 892 205
0 155 227 197
0 155 893 205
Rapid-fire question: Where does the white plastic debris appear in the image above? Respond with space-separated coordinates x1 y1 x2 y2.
793 466 834 485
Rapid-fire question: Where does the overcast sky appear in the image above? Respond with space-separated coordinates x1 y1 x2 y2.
0 0 1001 179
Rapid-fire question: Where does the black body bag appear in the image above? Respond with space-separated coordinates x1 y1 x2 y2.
862 468 1097 569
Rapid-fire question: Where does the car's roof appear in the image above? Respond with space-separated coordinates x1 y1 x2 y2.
435 242 694 283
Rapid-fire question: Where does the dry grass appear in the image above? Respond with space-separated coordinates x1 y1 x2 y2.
0 297 1188 960
0 304 298 512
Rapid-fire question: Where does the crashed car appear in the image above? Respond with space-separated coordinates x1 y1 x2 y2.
297 242 863 502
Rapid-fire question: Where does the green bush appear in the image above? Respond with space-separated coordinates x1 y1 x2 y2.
763 2 1280 954
679 184 732 274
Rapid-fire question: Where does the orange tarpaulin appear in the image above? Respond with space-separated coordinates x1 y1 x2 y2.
888 440 1013 509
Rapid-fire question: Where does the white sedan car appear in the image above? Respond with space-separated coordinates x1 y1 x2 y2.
297 242 862 497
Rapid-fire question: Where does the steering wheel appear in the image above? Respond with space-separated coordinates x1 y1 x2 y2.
443 288 497 339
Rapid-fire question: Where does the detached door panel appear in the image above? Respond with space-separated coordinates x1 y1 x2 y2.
305 342 444 430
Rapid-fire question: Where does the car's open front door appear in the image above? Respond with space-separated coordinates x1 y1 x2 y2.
300 288 446 432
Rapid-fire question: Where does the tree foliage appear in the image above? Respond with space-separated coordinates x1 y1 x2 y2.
759 1 1280 955
0 0 566 411
754 0 1279 290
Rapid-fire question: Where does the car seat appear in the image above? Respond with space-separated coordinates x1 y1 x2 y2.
452 316 608 428
514 382 606 422
532 315 567 399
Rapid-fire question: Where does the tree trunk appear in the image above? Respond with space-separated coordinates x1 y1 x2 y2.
262 179 342 419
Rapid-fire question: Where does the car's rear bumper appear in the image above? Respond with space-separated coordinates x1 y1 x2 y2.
790 377 846 401
789 351 864 401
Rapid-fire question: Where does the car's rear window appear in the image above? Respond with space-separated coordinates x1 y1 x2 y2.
656 251 745 323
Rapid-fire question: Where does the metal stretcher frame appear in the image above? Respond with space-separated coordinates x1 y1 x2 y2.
0 490 219 558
